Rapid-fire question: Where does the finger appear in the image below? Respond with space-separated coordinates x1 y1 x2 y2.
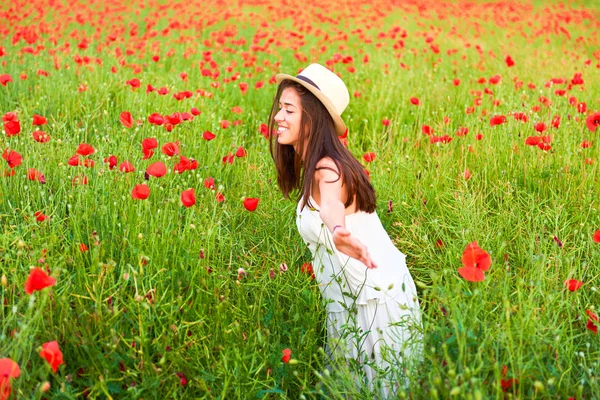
365 253 377 269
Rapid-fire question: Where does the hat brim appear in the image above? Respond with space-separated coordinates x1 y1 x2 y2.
275 73 347 136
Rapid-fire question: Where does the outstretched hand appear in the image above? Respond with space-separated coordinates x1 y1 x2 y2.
332 227 378 269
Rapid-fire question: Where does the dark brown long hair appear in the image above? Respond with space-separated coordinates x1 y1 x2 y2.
268 80 376 213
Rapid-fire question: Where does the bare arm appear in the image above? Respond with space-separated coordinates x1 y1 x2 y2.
316 158 377 269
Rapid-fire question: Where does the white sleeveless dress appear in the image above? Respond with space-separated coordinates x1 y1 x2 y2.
296 197 422 395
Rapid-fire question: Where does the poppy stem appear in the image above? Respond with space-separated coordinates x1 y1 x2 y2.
580 263 590 282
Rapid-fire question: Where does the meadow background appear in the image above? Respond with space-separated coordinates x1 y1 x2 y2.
1 0 600 398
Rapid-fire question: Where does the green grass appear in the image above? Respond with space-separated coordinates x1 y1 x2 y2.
1 0 599 398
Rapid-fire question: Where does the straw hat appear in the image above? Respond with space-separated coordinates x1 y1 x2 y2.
275 63 349 135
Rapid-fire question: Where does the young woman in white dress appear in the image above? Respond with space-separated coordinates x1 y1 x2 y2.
268 63 422 397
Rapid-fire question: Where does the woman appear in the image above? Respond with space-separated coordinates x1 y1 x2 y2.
269 64 422 396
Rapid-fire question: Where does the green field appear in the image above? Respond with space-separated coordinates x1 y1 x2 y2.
1 0 600 398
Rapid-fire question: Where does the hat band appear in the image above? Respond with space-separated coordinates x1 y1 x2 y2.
296 75 320 90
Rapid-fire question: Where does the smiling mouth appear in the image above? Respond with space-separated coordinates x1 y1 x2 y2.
277 126 288 134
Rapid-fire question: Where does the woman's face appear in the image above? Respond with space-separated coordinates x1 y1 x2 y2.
274 87 303 150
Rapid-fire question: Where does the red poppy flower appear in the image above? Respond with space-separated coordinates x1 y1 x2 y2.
489 75 501 84
577 102 587 114
593 229 600 243
501 377 518 392
32 130 51 143
525 136 541 146
215 192 225 202
258 123 269 139
32 114 47 126
564 279 583 292
104 155 117 170
76 143 95 156
143 148 155 160
281 348 292 363
120 111 133 128
72 175 88 185
490 115 507 126
235 146 247 158
68 155 81 166
146 162 167 178
147 113 164 125
222 153 234 164
24 267 56 295
0 357 20 400
581 141 593 149
175 372 188 386
382 119 390 126
301 263 315 280
239 82 249 95
0 74 13 86
430 135 453 144
126 78 141 89
79 243 89 252
0 358 20 379
421 125 433 135
243 198 259 211
534 122 546 133
457 241 491 282
2 112 16 122
27 169 46 183
551 115 561 129
161 142 179 156
131 184 150 200
220 120 231 129
410 97 420 105
204 177 215 190
181 188 196 208
142 138 158 150
4 120 20 136
452 79 460 86
174 156 197 174
39 341 64 373
571 72 584 85
33 211 50 222
505 55 515 67
586 310 598 334
34 211 49 222
586 111 600 133
203 131 216 141
537 142 551 151
2 149 22 168
363 152 376 162
119 161 135 173
513 112 528 122
191 107 201 116
456 127 469 137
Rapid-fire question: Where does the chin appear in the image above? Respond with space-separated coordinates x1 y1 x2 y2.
277 136 290 145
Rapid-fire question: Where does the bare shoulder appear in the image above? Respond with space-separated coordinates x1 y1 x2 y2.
315 157 341 182
315 157 340 173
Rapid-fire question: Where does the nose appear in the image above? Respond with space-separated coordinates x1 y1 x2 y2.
274 109 285 122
